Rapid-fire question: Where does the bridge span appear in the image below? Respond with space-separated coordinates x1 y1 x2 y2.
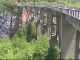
17 5 80 59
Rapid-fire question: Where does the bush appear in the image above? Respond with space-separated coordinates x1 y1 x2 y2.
26 22 36 42
33 36 50 60
0 21 60 59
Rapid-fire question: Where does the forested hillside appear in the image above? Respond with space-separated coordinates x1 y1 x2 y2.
19 0 80 7
0 0 80 13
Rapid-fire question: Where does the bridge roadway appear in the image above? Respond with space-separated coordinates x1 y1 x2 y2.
17 5 80 59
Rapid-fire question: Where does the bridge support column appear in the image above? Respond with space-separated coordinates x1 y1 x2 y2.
43 24 48 36
34 7 38 24
31 7 34 22
74 30 80 59
51 13 57 45
36 19 41 40
28 7 32 22
60 14 76 59
40 8 48 36
34 7 38 18
47 9 52 37
25 7 29 22
36 8 41 40
16 6 23 30
40 8 44 24
40 8 45 35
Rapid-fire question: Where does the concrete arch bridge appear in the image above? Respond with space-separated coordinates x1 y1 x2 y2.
17 5 80 59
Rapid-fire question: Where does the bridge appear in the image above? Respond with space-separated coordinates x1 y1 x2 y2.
17 5 80 59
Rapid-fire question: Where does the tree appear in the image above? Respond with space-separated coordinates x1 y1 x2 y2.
0 0 17 13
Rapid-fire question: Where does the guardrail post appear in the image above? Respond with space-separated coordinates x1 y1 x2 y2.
70 9 72 16
78 11 79 18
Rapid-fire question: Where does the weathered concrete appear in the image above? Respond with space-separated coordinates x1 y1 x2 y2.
47 9 52 37
34 7 38 18
40 8 44 21
74 30 80 59
36 19 41 39
65 14 80 31
17 6 23 29
60 14 76 59
51 13 58 48
43 24 48 36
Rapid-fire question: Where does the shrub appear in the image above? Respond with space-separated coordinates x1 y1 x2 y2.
0 21 60 59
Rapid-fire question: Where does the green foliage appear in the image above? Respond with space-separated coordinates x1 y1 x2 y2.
0 0 80 13
46 47 60 60
0 21 59 59
0 0 17 14
25 22 36 42
33 36 50 60
0 36 50 59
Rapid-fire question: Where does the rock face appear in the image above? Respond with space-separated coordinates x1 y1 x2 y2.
19 8 28 28
0 12 10 37
21 9 27 27
0 12 13 37
0 8 30 38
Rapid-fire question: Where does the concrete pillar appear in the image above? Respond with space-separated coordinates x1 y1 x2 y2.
38 8 40 19
47 9 50 34
51 12 58 48
36 7 41 40
34 7 38 18
40 8 44 26
25 7 28 13
77 11 79 18
25 7 29 22
43 24 48 36
60 14 76 59
40 7 48 36
74 30 80 59
43 10 48 36
40 8 44 20
28 7 32 21
31 7 34 21
29 7 32 15
56 13 61 59
36 19 41 40
47 9 52 37
17 6 23 29
56 13 61 41
34 7 38 22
